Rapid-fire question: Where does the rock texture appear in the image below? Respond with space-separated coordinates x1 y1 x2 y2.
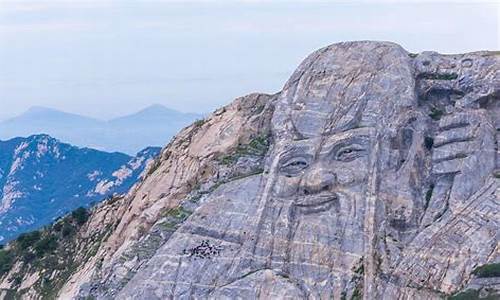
1 41 498 299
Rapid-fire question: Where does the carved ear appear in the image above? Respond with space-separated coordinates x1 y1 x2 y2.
395 127 414 171
380 114 428 230
388 112 429 171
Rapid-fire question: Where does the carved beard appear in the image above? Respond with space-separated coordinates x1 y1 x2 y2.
220 188 362 298
247 189 366 280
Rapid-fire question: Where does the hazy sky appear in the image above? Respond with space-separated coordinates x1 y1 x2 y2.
0 0 498 120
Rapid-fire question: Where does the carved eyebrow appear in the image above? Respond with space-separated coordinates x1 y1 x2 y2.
279 148 304 159
278 146 313 163
321 135 370 155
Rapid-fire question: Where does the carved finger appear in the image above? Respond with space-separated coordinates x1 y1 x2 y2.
438 112 478 130
432 141 473 162
433 126 476 148
432 158 465 175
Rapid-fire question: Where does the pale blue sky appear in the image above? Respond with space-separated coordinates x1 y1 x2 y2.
0 0 498 120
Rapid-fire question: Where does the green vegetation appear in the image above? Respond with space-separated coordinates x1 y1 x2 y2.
0 206 110 298
219 155 236 165
193 119 206 127
429 107 444 121
61 222 74 237
340 291 347 300
16 231 41 249
351 286 363 300
188 193 203 203
353 262 364 276
472 262 500 278
160 206 192 230
348 258 364 299
448 288 499 300
71 207 89 225
33 235 58 257
448 289 480 300
219 134 270 165
8 207 91 263
0 249 14 276
162 206 191 220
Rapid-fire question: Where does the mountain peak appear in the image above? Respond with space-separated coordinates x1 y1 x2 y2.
144 103 168 110
14 106 100 123
135 104 179 115
0 104 201 154
26 133 54 142
109 104 201 127
24 106 59 115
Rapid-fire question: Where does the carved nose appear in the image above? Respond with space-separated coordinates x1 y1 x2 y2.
299 167 336 195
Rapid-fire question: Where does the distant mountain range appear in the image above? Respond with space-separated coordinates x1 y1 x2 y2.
0 104 202 155
0 134 160 242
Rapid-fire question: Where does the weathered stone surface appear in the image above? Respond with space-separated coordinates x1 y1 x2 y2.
3 41 498 300
110 42 499 299
73 42 500 299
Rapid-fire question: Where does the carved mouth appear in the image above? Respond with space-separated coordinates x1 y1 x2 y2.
295 193 338 207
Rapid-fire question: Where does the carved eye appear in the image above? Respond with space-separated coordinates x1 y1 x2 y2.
334 146 365 162
280 156 310 176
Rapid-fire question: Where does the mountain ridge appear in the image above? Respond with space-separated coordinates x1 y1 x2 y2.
0 104 202 154
0 134 160 242
110 104 198 121
3 104 196 123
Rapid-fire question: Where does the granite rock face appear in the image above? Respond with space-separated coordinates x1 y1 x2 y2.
3 41 498 299
71 42 500 299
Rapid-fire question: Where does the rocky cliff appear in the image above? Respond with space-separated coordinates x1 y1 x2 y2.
1 41 498 299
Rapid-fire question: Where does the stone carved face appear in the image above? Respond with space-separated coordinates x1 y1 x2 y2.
235 42 419 296
252 127 375 297
272 127 373 206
